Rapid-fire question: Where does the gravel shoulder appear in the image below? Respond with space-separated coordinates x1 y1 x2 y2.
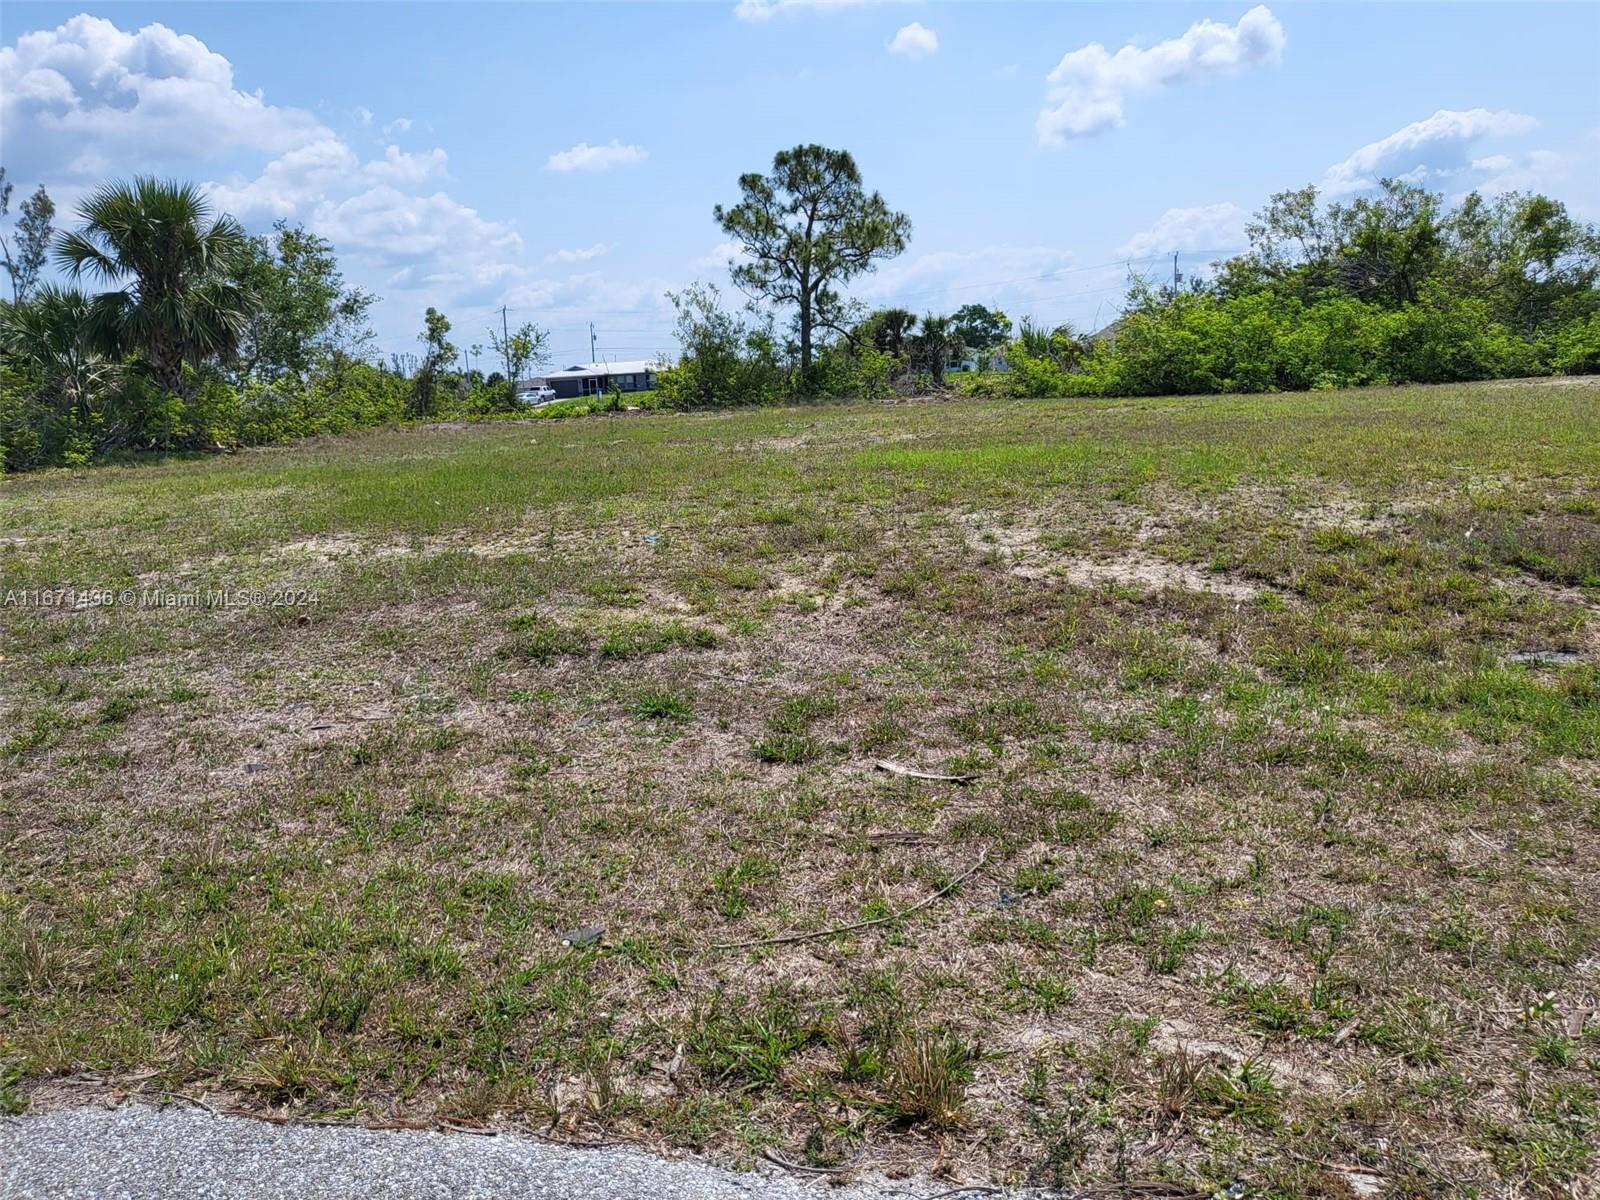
0 1105 1005 1200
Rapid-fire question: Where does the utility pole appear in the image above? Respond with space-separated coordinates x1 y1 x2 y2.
496 305 512 383
589 322 597 365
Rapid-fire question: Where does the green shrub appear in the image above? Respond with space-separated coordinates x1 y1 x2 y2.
223 360 408 448
1107 300 1222 396
1281 297 1386 389
983 288 1554 402
813 344 892 399
1378 292 1531 383
656 283 786 409
0 365 49 472
1545 311 1600 375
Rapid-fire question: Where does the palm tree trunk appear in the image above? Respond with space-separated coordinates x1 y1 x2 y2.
153 338 187 398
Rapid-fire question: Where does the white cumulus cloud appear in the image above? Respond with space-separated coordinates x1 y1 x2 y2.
314 186 522 278
1118 202 1248 258
1037 5 1286 146
691 240 751 272
0 13 328 177
546 139 649 173
1320 108 1539 196
888 22 937 59
1 12 545 337
1464 147 1592 213
858 244 1087 308
362 144 448 186
205 136 360 219
547 243 612 264
505 271 671 318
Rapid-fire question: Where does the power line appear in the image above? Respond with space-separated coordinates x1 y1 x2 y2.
872 253 1165 306
465 248 1240 323
547 347 669 357
455 247 1244 326
413 244 1245 360
862 247 1241 308
998 278 1150 311
877 246 1245 326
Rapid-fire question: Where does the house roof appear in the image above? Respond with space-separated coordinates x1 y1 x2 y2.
546 360 659 378
1086 317 1127 344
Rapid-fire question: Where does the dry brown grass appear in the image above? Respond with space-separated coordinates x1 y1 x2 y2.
3 381 1598 1196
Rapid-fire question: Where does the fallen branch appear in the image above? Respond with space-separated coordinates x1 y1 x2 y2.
713 847 990 950
866 830 939 845
526 1128 638 1150
761 1146 847 1175
875 759 973 784
222 1107 291 1124
438 1119 498 1136
158 1091 221 1116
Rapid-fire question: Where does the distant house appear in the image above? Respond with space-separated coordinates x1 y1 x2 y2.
955 350 1010 373
536 360 658 401
1086 317 1127 347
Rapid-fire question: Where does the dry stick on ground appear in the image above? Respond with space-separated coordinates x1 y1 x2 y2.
874 759 974 784
222 1108 291 1125
712 847 990 951
759 1147 849 1175
158 1091 221 1116
437 1120 499 1136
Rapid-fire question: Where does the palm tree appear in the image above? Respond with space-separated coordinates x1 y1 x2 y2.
1016 317 1084 369
868 307 918 358
0 287 118 425
912 313 964 386
55 178 251 395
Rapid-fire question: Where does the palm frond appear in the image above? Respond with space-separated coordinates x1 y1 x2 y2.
55 177 251 390
55 230 123 285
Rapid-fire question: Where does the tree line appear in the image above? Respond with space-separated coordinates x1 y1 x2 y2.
0 173 550 472
664 145 1598 406
967 180 1600 399
2 146 1596 472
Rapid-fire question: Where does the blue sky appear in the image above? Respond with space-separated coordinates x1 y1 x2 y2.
3 1 1597 364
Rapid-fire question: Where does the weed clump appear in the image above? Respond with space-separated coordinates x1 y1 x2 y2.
879 1030 981 1126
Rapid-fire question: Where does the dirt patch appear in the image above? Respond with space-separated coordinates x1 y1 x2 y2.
1294 498 1406 536
1495 572 1600 616
274 536 416 564
1486 374 1600 390
959 515 1270 598
1048 550 1269 599
745 434 816 452
1151 1017 1344 1093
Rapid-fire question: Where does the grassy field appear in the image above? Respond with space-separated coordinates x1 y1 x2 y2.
3 379 1598 1197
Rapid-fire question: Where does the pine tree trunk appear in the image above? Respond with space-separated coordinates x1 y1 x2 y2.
799 302 812 378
